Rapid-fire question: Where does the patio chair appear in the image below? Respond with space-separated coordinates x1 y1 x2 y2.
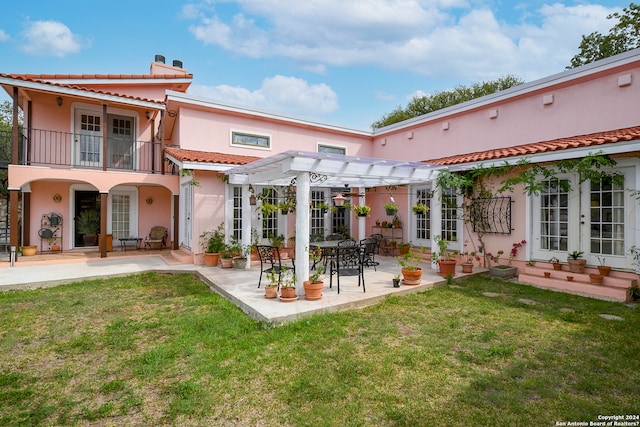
329 245 365 294
360 238 379 271
256 245 296 288
143 226 167 249
338 238 356 247
369 233 383 254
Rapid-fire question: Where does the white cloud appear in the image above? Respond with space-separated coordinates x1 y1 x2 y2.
186 0 620 81
189 75 339 117
20 20 86 57
0 29 8 42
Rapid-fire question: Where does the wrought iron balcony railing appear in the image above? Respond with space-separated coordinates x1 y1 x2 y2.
0 128 170 174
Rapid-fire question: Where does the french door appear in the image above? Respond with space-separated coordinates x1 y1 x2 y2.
531 169 634 269
75 110 102 167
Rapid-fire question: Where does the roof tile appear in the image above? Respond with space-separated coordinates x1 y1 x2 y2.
165 148 261 165
428 126 640 165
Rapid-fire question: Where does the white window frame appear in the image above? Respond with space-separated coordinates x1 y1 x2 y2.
230 129 271 151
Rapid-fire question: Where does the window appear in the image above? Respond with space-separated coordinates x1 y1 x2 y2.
540 178 569 251
318 144 346 155
261 188 278 239
232 131 270 149
310 190 325 238
111 194 130 239
414 188 431 240
590 176 625 255
441 188 458 242
232 187 243 241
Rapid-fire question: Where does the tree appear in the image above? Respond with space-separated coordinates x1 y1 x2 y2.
569 2 640 68
372 75 524 128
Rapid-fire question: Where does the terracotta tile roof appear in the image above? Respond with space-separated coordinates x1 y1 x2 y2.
16 73 193 80
165 148 261 165
428 126 640 165
0 73 180 105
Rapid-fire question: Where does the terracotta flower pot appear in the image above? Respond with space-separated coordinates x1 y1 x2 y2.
438 260 457 277
567 276 574 282
544 271 551 278
220 257 234 268
567 259 586 273
21 245 37 256
552 263 563 271
264 285 278 299
401 267 423 285
597 265 611 277
589 273 604 285
203 252 220 267
303 280 323 300
280 287 297 299
461 263 473 273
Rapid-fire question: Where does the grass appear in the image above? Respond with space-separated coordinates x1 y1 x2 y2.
0 272 638 426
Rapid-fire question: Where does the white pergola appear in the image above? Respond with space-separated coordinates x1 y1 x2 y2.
226 150 446 291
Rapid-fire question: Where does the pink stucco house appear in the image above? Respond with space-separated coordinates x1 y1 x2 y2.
2 49 640 300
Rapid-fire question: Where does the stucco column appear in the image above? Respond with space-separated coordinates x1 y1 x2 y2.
99 192 108 258
295 171 310 291
358 190 366 241
430 173 443 271
173 194 179 250
9 189 19 258
241 184 251 269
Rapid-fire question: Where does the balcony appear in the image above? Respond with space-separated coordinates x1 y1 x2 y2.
0 128 171 174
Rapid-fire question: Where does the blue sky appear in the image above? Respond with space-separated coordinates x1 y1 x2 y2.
0 0 629 130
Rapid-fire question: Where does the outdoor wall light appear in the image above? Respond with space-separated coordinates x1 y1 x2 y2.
56 96 62 106
249 184 257 206
333 193 346 207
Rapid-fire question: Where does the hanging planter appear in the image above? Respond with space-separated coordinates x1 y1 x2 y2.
384 203 398 216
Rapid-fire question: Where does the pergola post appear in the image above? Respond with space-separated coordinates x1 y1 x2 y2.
295 171 310 292
358 190 366 241
430 172 443 271
241 184 252 269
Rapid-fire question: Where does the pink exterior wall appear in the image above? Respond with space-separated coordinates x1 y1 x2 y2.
371 66 640 162
175 107 372 157
192 170 226 254
138 186 173 246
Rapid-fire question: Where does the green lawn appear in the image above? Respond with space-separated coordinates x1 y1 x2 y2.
0 272 638 426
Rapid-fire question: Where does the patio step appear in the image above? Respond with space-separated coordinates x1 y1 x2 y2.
518 265 635 302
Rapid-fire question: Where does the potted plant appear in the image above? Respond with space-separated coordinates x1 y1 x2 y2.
392 274 401 288
220 245 234 268
461 251 479 274
76 209 100 246
487 240 526 279
233 242 250 270
549 256 563 271
567 250 586 273
279 269 297 301
384 202 398 216
259 201 278 216
397 246 424 285
200 223 225 267
597 256 611 276
589 273 604 285
21 245 37 256
434 235 456 277
628 284 640 302
264 269 279 299
313 201 329 214
412 203 428 216
398 242 411 255
352 205 371 217
278 201 291 215
268 233 285 250
303 250 324 300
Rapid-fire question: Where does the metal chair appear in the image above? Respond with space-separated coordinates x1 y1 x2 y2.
256 245 295 288
369 233 383 254
360 238 379 271
329 245 365 294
